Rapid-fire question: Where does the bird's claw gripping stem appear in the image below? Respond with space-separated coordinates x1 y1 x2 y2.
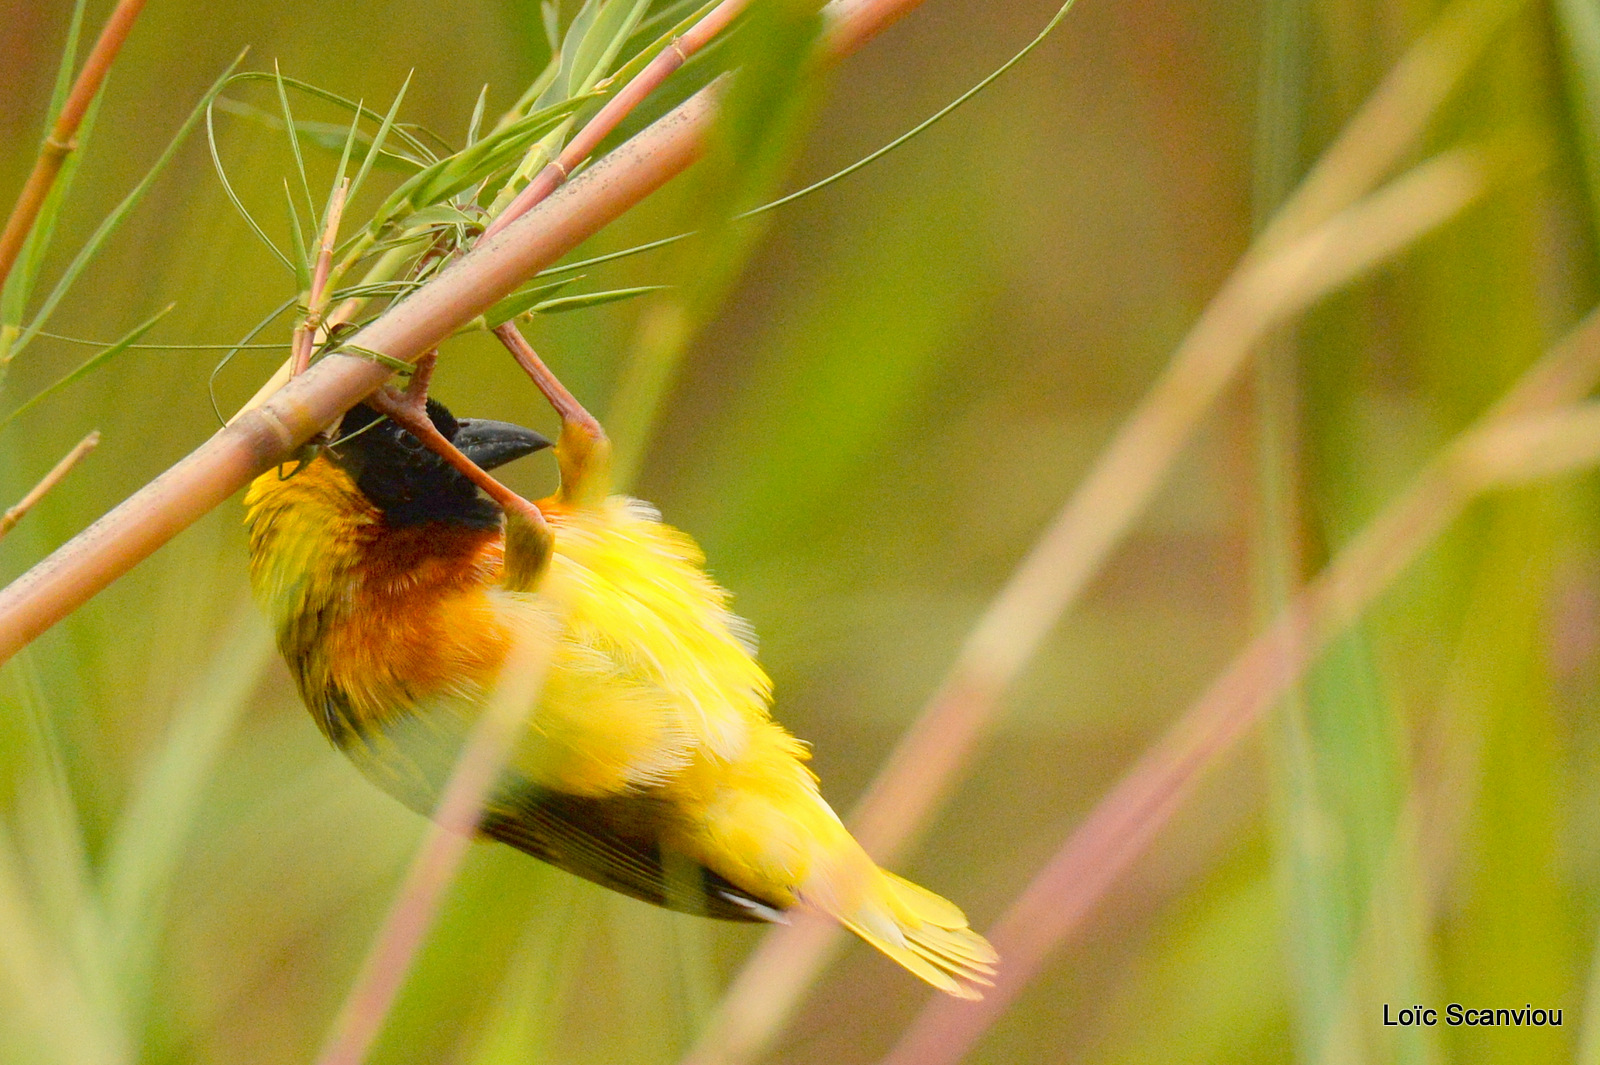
494 323 612 506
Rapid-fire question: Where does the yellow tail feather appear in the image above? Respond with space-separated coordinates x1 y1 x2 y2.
839 869 998 999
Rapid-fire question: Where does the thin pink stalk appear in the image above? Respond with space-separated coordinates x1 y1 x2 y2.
0 431 100 540
291 179 349 376
485 0 751 240
0 0 148 292
882 306 1600 1065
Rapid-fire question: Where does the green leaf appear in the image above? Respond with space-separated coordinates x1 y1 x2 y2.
2 303 173 428
283 182 312 292
274 61 316 224
398 204 479 230
533 284 666 314
346 71 414 210
466 84 490 147
481 276 580 327
568 0 653 97
375 94 592 218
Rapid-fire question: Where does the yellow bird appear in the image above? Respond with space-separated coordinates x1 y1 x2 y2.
243 353 995 997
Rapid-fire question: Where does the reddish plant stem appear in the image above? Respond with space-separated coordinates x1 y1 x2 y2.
484 0 751 241
0 0 148 292
291 180 349 376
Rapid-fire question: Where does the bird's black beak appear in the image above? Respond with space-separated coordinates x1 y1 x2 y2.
452 418 552 471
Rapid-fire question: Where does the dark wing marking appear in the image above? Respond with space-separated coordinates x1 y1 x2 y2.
481 784 788 924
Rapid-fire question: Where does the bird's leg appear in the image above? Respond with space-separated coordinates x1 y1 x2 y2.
368 354 553 590
495 323 612 505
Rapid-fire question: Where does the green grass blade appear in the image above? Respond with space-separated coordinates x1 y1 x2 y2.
283 181 312 291
532 283 666 314
524 0 1080 290
206 294 298 425
1 303 173 429
274 61 317 224
331 97 363 208
553 0 604 101
205 75 299 280
226 70 436 162
536 230 692 276
378 94 592 218
480 276 579 328
207 98 427 172
46 0 91 117
466 84 490 147
345 71 414 211
498 53 562 131
744 0 1081 220
568 0 653 97
33 331 286 351
0 97 102 337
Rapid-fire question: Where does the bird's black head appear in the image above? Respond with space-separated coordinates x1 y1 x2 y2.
329 400 551 528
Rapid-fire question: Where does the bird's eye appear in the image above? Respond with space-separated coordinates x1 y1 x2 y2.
399 434 425 452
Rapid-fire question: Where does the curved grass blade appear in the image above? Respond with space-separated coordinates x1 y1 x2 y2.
206 71 296 278
745 0 1081 219
466 84 490 147
375 94 595 221
226 71 436 162
1 303 172 429
207 294 297 426
10 52 245 362
529 0 1080 283
34 331 286 351
208 98 432 172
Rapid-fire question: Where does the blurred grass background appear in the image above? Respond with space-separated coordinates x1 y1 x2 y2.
1 0 1597 1063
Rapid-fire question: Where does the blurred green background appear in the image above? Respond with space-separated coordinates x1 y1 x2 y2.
2 0 1598 1062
